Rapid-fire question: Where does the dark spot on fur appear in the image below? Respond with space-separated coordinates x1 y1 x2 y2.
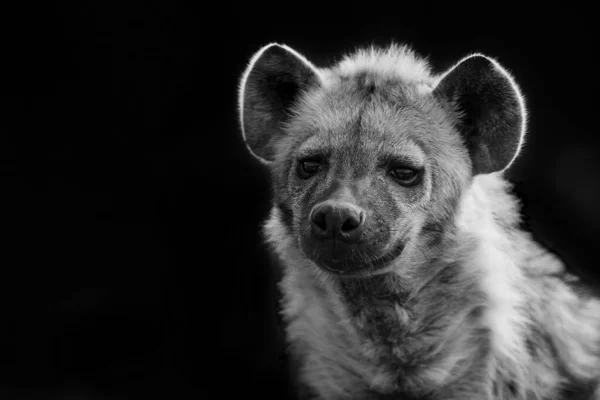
378 79 411 107
492 381 499 396
525 336 536 359
558 380 597 399
355 71 377 96
434 262 460 286
507 381 517 396
277 202 294 233
420 219 445 247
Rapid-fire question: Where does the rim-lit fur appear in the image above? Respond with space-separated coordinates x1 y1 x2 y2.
239 44 600 399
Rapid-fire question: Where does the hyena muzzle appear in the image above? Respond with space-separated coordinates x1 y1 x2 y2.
237 43 600 399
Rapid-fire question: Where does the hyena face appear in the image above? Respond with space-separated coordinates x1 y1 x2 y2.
272 76 471 276
239 44 525 276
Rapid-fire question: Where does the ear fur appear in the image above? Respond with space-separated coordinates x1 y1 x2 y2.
238 43 322 163
433 54 527 174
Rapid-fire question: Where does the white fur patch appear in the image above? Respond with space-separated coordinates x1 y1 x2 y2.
336 44 433 84
456 173 531 386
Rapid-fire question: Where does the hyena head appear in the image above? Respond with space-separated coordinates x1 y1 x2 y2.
238 43 526 276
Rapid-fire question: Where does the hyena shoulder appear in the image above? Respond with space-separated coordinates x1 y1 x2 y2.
239 43 600 399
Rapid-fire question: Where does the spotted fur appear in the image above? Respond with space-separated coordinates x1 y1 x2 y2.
238 43 600 399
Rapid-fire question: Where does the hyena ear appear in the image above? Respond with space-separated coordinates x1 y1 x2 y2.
238 43 322 163
433 54 527 175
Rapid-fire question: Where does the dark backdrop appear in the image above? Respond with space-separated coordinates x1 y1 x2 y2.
1 3 599 399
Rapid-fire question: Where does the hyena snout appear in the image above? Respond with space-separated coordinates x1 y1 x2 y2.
310 200 365 244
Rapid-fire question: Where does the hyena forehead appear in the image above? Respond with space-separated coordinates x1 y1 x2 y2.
286 100 442 171
285 76 462 170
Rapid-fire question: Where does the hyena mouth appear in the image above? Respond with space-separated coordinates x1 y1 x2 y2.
307 239 406 276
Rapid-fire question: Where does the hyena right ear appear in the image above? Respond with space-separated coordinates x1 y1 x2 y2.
433 54 527 175
238 43 322 163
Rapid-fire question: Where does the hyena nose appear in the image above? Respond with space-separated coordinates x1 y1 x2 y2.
310 201 365 243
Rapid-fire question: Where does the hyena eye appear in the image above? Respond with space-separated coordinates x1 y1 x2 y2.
389 167 421 186
297 160 321 178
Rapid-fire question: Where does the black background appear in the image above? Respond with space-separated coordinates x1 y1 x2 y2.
2 3 599 399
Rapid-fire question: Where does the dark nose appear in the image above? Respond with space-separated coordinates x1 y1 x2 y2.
310 201 365 243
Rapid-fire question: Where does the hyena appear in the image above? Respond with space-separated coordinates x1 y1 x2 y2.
237 42 600 399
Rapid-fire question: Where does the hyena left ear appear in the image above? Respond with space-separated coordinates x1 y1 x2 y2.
238 43 323 164
433 54 527 175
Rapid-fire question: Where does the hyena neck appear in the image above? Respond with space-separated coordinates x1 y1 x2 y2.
266 173 531 395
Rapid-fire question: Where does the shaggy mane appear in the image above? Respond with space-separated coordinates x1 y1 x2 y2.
335 44 433 84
